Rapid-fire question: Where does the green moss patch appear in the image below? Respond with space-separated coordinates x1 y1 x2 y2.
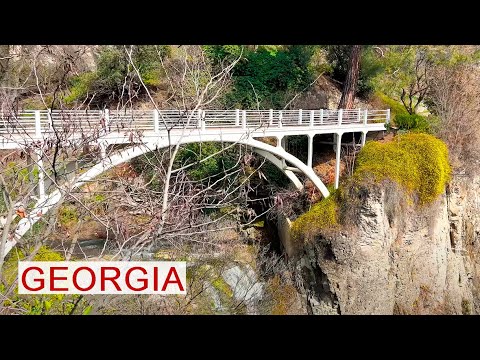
58 204 79 227
211 277 233 298
291 195 338 241
354 133 451 204
3 246 64 284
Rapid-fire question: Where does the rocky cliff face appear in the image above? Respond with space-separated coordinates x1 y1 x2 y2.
296 175 480 314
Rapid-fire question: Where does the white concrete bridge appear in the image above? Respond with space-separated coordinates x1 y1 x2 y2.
0 108 389 258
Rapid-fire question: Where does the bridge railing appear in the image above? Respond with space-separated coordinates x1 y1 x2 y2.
0 108 390 136
0 110 38 134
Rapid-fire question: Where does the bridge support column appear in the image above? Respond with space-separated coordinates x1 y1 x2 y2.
34 149 45 200
307 134 314 168
280 136 287 168
361 131 367 147
99 143 107 159
334 133 342 190
275 136 282 148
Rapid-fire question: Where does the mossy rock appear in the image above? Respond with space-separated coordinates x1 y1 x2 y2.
291 195 338 242
354 133 451 204
211 277 233 298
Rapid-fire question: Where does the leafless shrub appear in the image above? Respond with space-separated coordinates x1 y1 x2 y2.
428 63 480 173
270 188 310 221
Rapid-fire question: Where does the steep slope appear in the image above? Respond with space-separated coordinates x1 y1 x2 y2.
296 175 480 314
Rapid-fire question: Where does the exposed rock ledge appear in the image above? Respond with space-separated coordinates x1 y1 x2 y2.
288 175 480 315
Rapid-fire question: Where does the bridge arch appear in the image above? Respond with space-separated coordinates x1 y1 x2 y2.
5 137 330 258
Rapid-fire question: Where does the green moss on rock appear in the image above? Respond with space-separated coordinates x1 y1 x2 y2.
291 195 338 241
354 133 451 204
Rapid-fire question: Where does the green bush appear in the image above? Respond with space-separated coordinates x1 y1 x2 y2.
63 72 96 104
354 133 451 204
203 45 243 63
205 46 314 108
3 246 64 284
375 92 435 132
375 92 409 122
1 246 91 315
394 113 431 132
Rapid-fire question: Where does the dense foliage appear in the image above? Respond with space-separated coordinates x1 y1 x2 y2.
394 113 431 132
324 45 383 97
1 247 91 315
205 45 314 108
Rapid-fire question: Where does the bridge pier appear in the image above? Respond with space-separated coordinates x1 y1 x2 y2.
279 136 287 169
307 134 314 168
334 133 343 190
361 131 367 147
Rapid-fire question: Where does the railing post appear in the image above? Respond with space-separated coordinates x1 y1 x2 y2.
363 109 368 125
235 109 240 126
386 108 391 125
269 109 273 126
47 108 53 130
357 108 361 123
320 109 324 125
153 109 159 133
35 110 41 138
104 108 110 128
201 110 206 131
309 110 314 127
278 110 283 128
242 110 247 130
338 109 343 126
298 109 302 125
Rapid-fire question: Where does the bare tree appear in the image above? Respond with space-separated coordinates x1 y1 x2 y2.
1 45 299 315
400 50 430 115
428 62 480 172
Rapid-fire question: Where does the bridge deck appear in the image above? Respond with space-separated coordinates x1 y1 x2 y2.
0 108 389 148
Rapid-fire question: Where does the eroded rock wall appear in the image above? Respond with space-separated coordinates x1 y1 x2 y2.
297 175 480 314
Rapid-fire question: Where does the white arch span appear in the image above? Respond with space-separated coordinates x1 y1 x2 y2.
3 137 329 259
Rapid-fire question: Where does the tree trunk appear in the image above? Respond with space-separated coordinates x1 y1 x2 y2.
338 45 361 109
